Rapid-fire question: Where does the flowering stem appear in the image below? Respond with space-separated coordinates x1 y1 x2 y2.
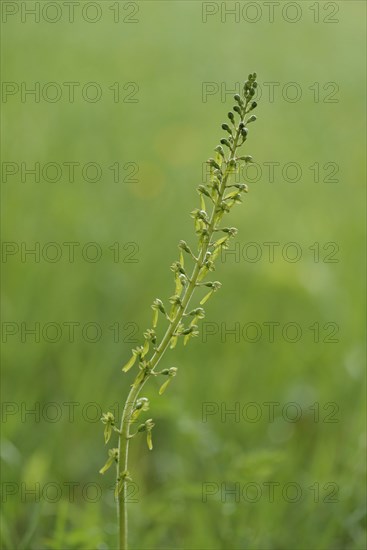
116 93 253 550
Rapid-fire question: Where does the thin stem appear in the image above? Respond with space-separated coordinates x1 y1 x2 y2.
117 383 140 550
116 101 250 550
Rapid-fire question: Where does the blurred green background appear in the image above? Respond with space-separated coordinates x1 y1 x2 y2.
1 1 366 549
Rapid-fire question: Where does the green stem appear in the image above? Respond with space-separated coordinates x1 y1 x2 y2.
116 103 249 550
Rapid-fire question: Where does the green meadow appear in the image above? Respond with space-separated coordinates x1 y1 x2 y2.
1 1 366 548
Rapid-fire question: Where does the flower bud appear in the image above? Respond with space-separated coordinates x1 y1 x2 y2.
135 397 149 411
221 123 232 134
178 240 192 254
197 185 211 198
188 307 205 318
169 294 182 306
101 412 114 424
235 183 248 193
227 112 235 123
145 419 155 430
182 325 197 335
214 145 225 158
206 158 221 170
144 328 156 344
222 227 238 237
152 298 165 314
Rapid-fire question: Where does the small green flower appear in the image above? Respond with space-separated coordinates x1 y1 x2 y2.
187 307 205 318
99 448 119 475
178 240 194 256
133 362 152 387
200 281 222 305
122 346 146 373
137 419 155 451
101 412 115 444
115 470 132 498
144 328 157 345
131 397 150 423
206 158 221 170
151 298 166 328
158 367 178 395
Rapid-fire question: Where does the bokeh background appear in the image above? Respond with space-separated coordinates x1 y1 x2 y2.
1 1 366 549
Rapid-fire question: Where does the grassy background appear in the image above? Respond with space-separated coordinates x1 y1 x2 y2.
1 1 366 549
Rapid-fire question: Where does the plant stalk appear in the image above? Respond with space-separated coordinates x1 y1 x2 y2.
116 103 249 550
